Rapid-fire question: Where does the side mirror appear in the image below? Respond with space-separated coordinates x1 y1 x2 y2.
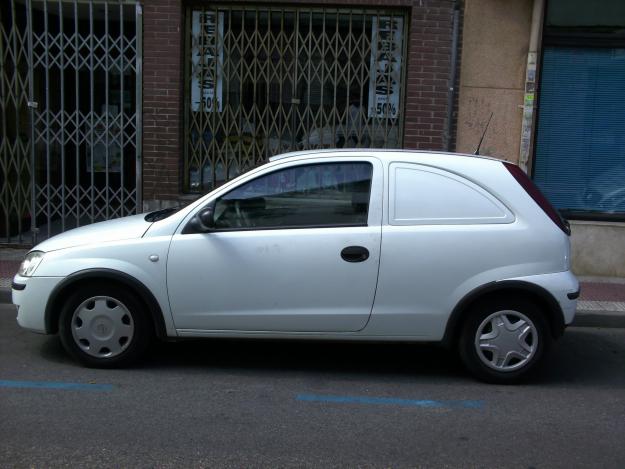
183 204 215 234
198 207 214 228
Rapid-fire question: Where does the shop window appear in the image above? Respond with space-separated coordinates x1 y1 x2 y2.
534 48 625 216
183 6 406 192
533 1 625 219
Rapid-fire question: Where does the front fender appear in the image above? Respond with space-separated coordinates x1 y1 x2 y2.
34 237 176 338
44 268 171 340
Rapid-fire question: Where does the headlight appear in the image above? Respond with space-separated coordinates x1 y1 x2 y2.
18 251 45 277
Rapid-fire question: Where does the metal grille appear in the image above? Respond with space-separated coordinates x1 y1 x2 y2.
0 0 142 244
184 5 407 192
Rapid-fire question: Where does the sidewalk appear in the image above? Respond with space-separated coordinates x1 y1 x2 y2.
0 248 26 301
573 276 625 328
1 247 624 327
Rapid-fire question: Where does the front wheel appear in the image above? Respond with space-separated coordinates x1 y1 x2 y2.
458 298 552 383
58 283 152 368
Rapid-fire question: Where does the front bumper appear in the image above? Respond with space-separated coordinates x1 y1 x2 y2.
12 274 64 334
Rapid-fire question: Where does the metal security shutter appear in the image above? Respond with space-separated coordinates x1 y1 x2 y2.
533 47 625 217
0 1 142 245
183 6 407 193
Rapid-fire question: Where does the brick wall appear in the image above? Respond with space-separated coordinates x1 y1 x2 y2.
141 0 457 202
449 0 464 152
404 0 456 150
142 0 183 207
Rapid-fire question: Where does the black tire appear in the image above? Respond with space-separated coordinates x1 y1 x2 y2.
58 283 152 368
458 296 552 384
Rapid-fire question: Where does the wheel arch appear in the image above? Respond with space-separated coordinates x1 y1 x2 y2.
442 280 566 347
44 268 168 340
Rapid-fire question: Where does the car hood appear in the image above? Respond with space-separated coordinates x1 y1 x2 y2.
34 214 152 252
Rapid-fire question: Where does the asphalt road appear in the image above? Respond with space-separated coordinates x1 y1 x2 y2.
1 303 625 469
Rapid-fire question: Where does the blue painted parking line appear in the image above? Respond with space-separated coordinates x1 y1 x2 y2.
0 379 113 392
297 393 483 409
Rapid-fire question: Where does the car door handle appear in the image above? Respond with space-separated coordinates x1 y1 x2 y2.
341 246 369 263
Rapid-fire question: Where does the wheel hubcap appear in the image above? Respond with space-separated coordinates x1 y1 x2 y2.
474 310 537 372
71 296 134 358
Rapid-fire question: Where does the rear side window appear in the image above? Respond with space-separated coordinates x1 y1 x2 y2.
389 163 514 225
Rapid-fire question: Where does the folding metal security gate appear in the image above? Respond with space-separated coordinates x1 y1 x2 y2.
184 5 407 192
0 0 141 244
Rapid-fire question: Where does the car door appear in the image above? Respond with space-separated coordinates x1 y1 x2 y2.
166 157 383 333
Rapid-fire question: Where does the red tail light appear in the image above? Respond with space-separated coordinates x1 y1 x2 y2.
503 162 571 236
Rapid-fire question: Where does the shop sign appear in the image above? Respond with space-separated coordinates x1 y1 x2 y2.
191 11 224 112
368 16 403 119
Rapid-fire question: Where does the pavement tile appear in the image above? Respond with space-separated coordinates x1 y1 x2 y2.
577 300 625 313
579 281 625 302
0 260 20 288
0 248 28 261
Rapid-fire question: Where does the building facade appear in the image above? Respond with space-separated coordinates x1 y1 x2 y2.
2 0 624 276
1 0 460 245
456 0 625 276
141 0 460 204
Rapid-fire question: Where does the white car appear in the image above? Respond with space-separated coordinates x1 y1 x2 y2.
12 150 579 383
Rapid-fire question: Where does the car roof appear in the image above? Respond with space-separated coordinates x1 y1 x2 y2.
268 148 505 164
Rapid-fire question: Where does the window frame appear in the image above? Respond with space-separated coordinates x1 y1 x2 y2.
205 161 375 232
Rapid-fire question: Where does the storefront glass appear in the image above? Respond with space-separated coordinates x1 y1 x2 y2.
533 47 625 215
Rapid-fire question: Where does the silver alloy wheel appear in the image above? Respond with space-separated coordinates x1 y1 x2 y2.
474 310 538 372
70 296 135 358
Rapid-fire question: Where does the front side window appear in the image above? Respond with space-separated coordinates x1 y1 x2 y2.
212 162 373 230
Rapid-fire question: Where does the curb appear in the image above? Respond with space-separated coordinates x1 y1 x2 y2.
1 287 624 329
572 311 625 329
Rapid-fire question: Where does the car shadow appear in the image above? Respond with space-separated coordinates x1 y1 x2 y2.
37 328 625 387
144 338 468 383
39 335 76 365
36 332 467 383
531 328 625 387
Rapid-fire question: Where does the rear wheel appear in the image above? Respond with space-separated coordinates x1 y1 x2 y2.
58 283 151 368
458 297 551 383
